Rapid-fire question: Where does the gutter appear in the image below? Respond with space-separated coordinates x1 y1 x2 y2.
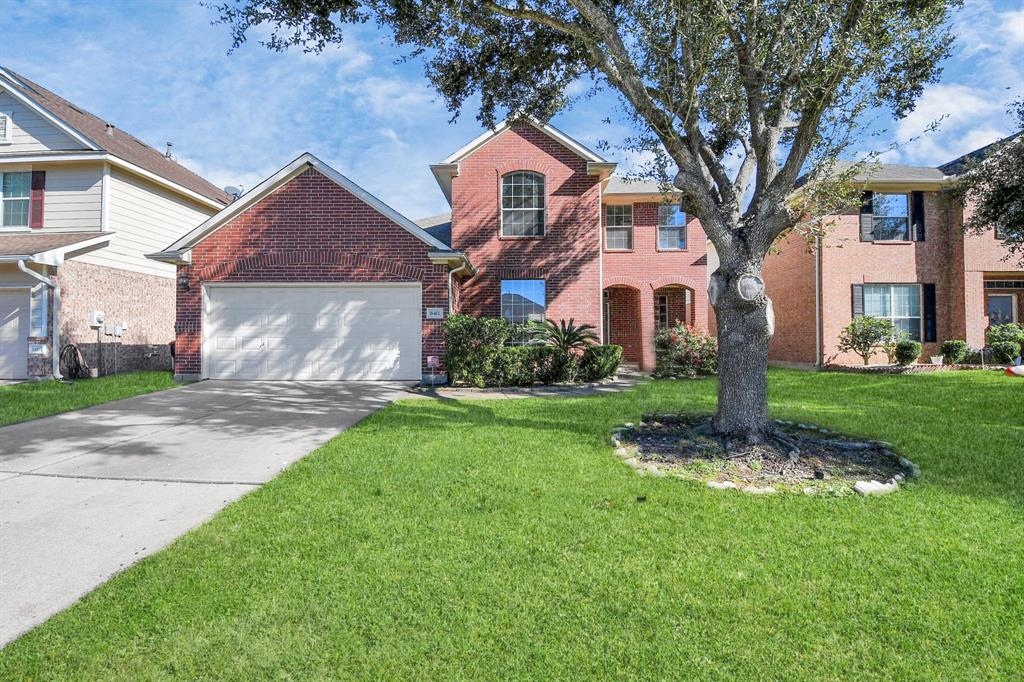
427 251 476 315
16 259 62 380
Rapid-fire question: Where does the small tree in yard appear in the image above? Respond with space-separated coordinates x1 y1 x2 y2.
837 316 897 366
212 0 957 445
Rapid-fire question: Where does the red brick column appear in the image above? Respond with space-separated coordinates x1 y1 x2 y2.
640 286 656 370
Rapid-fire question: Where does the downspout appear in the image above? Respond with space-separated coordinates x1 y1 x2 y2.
814 236 822 367
448 258 471 315
17 259 62 380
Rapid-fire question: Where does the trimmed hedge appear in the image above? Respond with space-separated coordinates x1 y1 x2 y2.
444 314 621 386
654 323 717 378
940 339 969 364
894 339 922 365
992 341 1022 365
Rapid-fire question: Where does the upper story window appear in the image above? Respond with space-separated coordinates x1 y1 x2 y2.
501 171 545 237
1 171 31 228
605 205 633 250
658 205 687 250
870 193 910 241
501 279 546 323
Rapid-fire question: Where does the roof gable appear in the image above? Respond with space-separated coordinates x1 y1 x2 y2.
154 153 453 258
0 66 230 206
442 118 608 165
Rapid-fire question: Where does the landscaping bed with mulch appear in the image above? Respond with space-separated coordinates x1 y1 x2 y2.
611 414 919 495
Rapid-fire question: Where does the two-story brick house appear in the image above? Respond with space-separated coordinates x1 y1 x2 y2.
153 120 709 383
0 67 229 380
764 150 1024 366
428 119 709 370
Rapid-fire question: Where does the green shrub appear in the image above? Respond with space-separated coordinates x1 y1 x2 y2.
894 339 922 365
579 344 623 382
837 316 898 365
988 323 1024 347
940 339 969 364
654 323 717 378
444 315 512 387
991 340 1022 364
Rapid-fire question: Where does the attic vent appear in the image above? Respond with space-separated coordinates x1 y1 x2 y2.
0 110 10 143
68 104 85 114
105 123 115 136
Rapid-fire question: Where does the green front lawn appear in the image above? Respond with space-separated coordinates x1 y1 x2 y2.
2 369 1022 679
0 371 176 427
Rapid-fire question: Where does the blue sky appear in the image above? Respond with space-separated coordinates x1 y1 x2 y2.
1 1 1022 218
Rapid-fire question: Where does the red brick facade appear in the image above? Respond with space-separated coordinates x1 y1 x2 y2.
448 124 710 370
450 125 603 332
173 168 451 378
764 191 1024 365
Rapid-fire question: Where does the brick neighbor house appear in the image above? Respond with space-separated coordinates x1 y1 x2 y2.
0 66 229 380
764 148 1024 367
151 120 709 383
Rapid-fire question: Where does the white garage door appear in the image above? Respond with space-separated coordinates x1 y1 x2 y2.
0 291 29 380
203 284 422 380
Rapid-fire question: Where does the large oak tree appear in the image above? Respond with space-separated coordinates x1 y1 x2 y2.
213 0 958 442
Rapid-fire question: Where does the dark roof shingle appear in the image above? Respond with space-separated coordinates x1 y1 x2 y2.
0 67 230 206
0 232 111 258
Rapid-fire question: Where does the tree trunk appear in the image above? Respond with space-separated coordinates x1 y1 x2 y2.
709 264 774 443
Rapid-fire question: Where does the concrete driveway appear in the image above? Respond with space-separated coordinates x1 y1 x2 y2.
0 380 409 646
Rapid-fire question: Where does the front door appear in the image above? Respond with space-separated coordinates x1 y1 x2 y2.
987 294 1017 326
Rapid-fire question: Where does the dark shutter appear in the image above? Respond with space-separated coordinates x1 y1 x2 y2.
29 171 45 229
923 283 936 342
911 191 925 241
852 284 864 317
859 191 874 242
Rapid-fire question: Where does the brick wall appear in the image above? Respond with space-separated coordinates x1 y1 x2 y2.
56 259 175 374
174 168 451 378
763 231 818 364
605 286 642 363
450 124 602 331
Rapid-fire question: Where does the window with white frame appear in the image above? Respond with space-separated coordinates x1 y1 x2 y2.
656 295 669 328
657 205 687 250
1 171 31 228
501 279 546 323
605 205 633 250
864 284 921 341
0 110 12 144
29 285 48 337
501 172 545 237
871 193 910 241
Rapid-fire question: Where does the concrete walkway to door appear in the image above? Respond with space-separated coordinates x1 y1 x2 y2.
0 380 408 646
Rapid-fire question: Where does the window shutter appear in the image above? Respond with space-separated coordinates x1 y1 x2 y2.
852 284 864 317
911 191 925 241
859 191 874 242
923 283 936 342
30 171 45 229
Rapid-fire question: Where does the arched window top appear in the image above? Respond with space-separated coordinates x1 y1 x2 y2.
501 171 545 237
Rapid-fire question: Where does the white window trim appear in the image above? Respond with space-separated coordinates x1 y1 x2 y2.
500 172 546 238
656 294 669 328
29 284 48 337
988 293 1018 323
657 205 688 250
604 204 633 251
0 110 12 144
1 170 32 231
864 283 923 340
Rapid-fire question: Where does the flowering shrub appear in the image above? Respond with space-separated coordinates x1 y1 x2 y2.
654 323 717 378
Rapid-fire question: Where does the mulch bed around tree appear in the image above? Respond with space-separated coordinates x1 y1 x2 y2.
612 414 918 495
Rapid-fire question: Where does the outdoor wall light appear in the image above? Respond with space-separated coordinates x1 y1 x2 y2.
178 272 191 290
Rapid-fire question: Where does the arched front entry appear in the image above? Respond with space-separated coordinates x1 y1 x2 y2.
603 278 703 371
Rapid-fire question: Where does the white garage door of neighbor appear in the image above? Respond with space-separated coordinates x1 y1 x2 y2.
0 291 29 380
204 284 423 380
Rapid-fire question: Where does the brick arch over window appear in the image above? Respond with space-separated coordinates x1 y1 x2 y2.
196 250 427 282
602 275 646 291
648 275 704 292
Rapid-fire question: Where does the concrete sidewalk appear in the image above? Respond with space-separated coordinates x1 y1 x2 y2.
0 380 407 646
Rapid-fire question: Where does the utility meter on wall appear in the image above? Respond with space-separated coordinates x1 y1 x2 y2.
89 310 105 328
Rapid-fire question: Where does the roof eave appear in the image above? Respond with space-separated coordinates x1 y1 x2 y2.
428 250 477 277
145 250 191 265
430 163 459 207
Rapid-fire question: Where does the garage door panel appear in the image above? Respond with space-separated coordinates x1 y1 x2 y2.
204 285 421 381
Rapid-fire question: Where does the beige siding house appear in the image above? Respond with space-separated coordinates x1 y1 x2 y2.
0 66 230 379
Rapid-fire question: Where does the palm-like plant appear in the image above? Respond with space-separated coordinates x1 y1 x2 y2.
541 318 598 352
